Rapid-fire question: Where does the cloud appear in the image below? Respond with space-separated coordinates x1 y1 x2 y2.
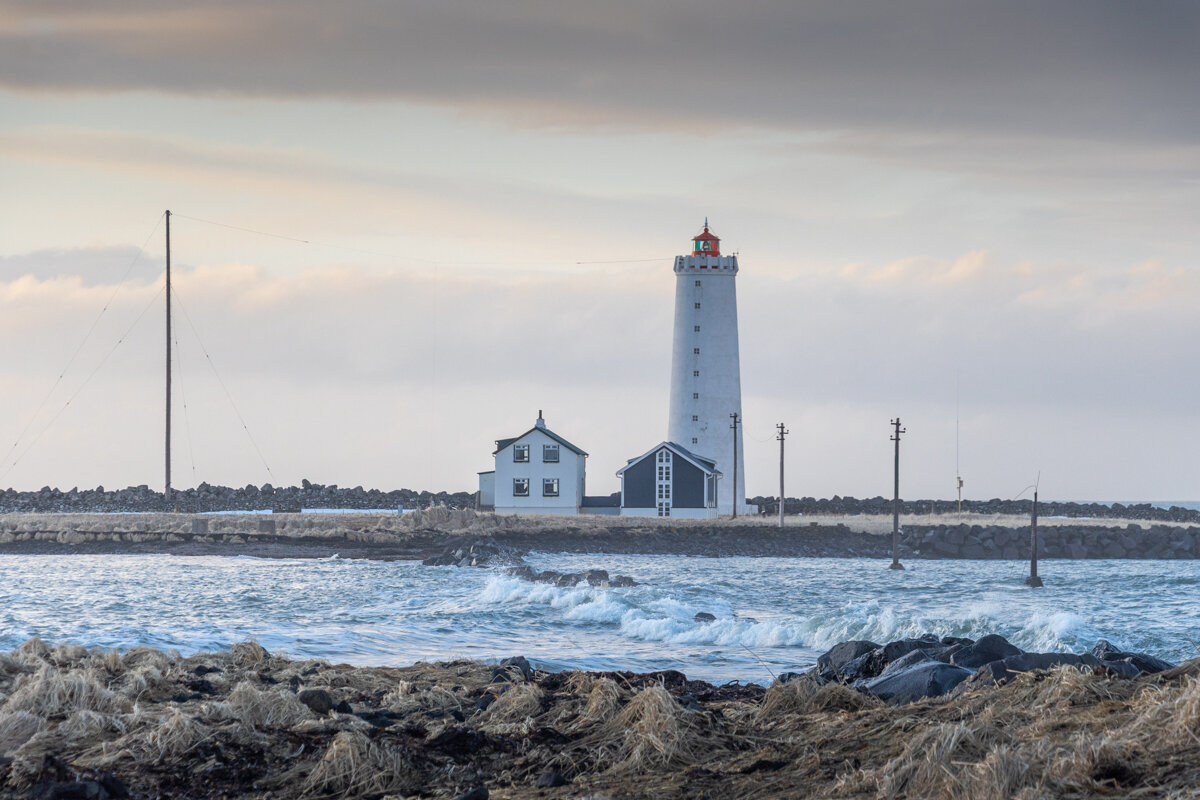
2 1 1198 144
1 246 1197 499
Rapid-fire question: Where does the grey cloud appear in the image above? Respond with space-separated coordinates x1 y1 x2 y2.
2 1 1198 143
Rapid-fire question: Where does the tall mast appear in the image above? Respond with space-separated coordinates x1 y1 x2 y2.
164 209 172 504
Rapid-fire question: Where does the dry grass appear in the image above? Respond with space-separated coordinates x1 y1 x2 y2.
300 730 416 798
3 638 1200 799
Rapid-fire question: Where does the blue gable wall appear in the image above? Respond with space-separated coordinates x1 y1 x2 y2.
622 454 656 508
672 457 705 508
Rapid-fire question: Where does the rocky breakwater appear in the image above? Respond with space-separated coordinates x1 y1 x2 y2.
422 538 639 587
792 633 1176 705
902 522 1200 560
0 481 474 513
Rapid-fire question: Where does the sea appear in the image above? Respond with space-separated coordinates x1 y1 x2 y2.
2 551 1198 684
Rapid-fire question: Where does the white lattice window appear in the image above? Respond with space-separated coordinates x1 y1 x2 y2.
543 478 560 497
513 478 529 497
513 445 529 463
543 444 559 463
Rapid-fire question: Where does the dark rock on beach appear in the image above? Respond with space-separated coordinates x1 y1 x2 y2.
804 632 1178 704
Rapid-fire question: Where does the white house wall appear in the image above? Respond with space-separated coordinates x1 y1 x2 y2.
493 428 585 515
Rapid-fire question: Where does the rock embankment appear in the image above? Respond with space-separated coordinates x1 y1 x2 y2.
753 495 1200 523
902 522 1200 559
0 481 474 514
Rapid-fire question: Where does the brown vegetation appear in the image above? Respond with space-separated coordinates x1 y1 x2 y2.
2 639 1200 798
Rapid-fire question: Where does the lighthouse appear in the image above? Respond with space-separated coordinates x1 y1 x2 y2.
667 221 745 513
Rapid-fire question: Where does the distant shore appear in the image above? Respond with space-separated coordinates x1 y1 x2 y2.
2 508 1199 561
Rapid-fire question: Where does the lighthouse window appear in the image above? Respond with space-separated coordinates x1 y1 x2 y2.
513 478 529 497
693 370 699 377
692 415 698 422
694 325 700 332
693 347 700 354
694 280 701 287
694 302 701 309
691 437 698 444
693 392 699 399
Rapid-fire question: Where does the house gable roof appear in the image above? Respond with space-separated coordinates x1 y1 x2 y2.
615 441 721 477
493 426 588 457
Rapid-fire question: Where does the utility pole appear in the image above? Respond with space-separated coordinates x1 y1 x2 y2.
164 209 172 506
729 412 740 519
889 418 906 570
776 422 788 528
1026 479 1043 587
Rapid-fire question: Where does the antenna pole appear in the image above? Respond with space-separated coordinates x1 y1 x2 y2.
777 422 788 528
889 418 906 570
164 209 172 505
729 413 740 519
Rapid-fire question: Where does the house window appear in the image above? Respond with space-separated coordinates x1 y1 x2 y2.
543 444 559 463
543 478 560 497
657 502 670 517
513 478 529 497
694 302 701 309
692 415 698 422
693 347 700 355
694 325 700 333
513 444 529 463
657 484 671 499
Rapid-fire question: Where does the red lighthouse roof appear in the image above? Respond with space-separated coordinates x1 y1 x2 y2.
692 218 720 256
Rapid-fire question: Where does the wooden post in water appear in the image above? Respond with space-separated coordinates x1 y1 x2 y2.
164 209 172 506
1026 488 1043 587
889 418 906 570
776 422 788 528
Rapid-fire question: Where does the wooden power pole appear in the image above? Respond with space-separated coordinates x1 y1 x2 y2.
889 418 906 570
1026 485 1044 587
729 412 740 518
777 422 788 528
164 209 172 505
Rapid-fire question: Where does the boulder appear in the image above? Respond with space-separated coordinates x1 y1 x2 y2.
296 688 334 715
951 634 1023 669
694 612 717 623
862 661 974 704
815 640 880 681
1090 640 1174 675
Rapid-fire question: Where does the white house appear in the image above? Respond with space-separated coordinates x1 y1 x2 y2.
617 441 722 518
479 412 588 515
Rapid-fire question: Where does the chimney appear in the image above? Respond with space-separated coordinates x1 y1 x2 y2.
536 410 545 429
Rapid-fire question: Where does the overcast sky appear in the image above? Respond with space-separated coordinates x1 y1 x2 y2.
1 1 1197 501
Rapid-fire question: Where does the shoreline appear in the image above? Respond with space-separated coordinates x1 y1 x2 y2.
2 509 1199 561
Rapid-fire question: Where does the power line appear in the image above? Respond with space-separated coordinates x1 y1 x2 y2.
2 212 163 471
1 284 166 482
172 212 669 268
170 286 275 482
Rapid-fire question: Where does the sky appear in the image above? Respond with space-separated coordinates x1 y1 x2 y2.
1 1 1198 502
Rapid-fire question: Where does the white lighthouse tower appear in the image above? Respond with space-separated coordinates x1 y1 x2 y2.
667 221 745 513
